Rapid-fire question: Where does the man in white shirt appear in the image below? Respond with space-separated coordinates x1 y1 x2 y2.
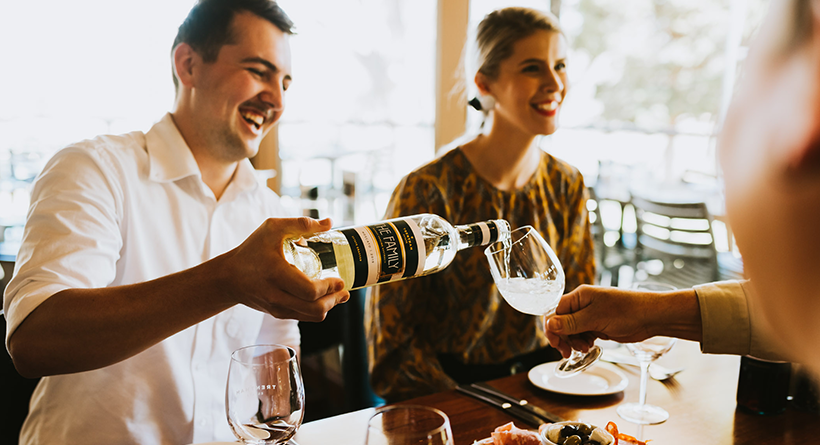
3 1 349 443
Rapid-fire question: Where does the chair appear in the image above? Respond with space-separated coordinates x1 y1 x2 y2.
1 313 41 445
588 187 635 287
298 288 382 422
629 194 743 289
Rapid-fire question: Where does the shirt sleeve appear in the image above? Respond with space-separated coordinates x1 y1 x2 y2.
365 174 457 402
695 280 789 360
559 170 596 292
4 146 123 347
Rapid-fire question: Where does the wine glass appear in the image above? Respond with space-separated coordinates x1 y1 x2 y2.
484 225 601 377
365 405 454 445
616 282 678 425
226 344 305 445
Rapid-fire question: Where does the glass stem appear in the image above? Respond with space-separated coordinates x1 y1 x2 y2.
569 349 583 363
638 360 651 407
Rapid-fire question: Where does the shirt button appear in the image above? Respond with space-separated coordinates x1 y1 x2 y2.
199 419 208 427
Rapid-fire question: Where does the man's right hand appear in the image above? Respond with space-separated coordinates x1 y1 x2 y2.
9 216 349 377
219 216 349 322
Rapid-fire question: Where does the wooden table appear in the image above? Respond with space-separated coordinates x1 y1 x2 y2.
294 341 820 444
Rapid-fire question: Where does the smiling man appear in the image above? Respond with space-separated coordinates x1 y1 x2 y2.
3 1 348 444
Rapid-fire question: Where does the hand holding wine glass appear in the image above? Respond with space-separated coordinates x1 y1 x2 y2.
226 344 305 445
485 225 601 377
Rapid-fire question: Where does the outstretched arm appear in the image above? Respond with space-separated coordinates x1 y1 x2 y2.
8 217 348 378
545 284 702 358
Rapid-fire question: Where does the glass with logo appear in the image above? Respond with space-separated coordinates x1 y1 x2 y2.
226 344 304 444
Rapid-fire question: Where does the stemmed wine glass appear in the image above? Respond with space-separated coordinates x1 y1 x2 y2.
616 282 678 425
365 405 454 445
485 225 602 377
226 344 305 445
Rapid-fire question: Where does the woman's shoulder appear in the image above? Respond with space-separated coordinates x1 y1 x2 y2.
399 147 472 187
539 150 585 184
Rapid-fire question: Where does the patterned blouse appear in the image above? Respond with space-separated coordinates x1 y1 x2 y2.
365 147 596 402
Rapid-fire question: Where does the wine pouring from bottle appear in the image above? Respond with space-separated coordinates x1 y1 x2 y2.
284 214 511 291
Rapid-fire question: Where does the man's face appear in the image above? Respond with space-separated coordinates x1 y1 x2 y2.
189 11 292 162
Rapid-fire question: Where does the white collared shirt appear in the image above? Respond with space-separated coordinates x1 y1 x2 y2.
4 113 299 445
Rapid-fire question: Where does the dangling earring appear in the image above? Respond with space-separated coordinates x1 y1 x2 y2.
469 95 495 129
469 95 495 112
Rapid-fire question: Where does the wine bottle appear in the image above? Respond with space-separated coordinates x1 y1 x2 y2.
284 214 511 290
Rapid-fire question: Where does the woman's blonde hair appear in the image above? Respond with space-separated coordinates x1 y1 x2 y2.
475 7 563 81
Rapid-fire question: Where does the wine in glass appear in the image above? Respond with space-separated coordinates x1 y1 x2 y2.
365 405 454 445
226 344 305 444
485 225 602 377
617 282 678 424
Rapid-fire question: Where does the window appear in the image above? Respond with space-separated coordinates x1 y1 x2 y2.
275 0 436 224
0 1 437 234
0 0 193 237
550 0 770 183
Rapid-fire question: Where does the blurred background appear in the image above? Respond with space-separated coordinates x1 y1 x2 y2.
0 0 768 426
0 0 768 244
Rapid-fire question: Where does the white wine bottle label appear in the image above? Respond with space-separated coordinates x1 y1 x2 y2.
340 218 427 289
465 221 502 247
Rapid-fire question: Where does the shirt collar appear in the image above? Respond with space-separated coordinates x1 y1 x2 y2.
145 113 201 183
144 113 259 194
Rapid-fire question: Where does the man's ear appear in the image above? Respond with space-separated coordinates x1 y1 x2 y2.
173 43 198 89
788 120 820 174
787 0 820 174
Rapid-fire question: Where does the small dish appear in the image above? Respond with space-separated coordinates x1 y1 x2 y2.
528 361 628 396
540 421 615 445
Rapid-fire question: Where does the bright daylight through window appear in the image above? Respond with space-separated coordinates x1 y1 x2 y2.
0 0 767 257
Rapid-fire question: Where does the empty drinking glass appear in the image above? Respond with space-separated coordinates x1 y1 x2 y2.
365 405 453 445
617 282 678 424
226 344 305 444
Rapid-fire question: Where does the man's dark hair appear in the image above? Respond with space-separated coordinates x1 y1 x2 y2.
171 0 294 91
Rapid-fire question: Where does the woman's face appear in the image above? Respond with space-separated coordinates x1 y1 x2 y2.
480 30 568 137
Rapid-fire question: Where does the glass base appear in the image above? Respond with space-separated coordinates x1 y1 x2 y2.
554 345 603 378
617 402 670 424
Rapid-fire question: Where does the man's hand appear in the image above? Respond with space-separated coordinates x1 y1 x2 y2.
9 216 350 377
545 285 701 359
220 217 349 322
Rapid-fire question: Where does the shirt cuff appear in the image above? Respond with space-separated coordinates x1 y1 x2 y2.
695 280 751 356
4 282 69 349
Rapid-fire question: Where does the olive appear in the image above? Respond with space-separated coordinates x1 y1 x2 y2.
557 436 567 445
577 423 593 437
564 435 583 445
582 441 601 445
560 425 578 437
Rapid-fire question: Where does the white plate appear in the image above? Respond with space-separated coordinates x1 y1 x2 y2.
528 361 628 396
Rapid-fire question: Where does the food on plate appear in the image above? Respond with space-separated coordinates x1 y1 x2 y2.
541 421 614 445
604 421 651 445
476 420 650 445
472 422 542 444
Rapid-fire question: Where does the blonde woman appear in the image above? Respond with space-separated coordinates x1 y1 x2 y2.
365 7 595 402
547 0 820 383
